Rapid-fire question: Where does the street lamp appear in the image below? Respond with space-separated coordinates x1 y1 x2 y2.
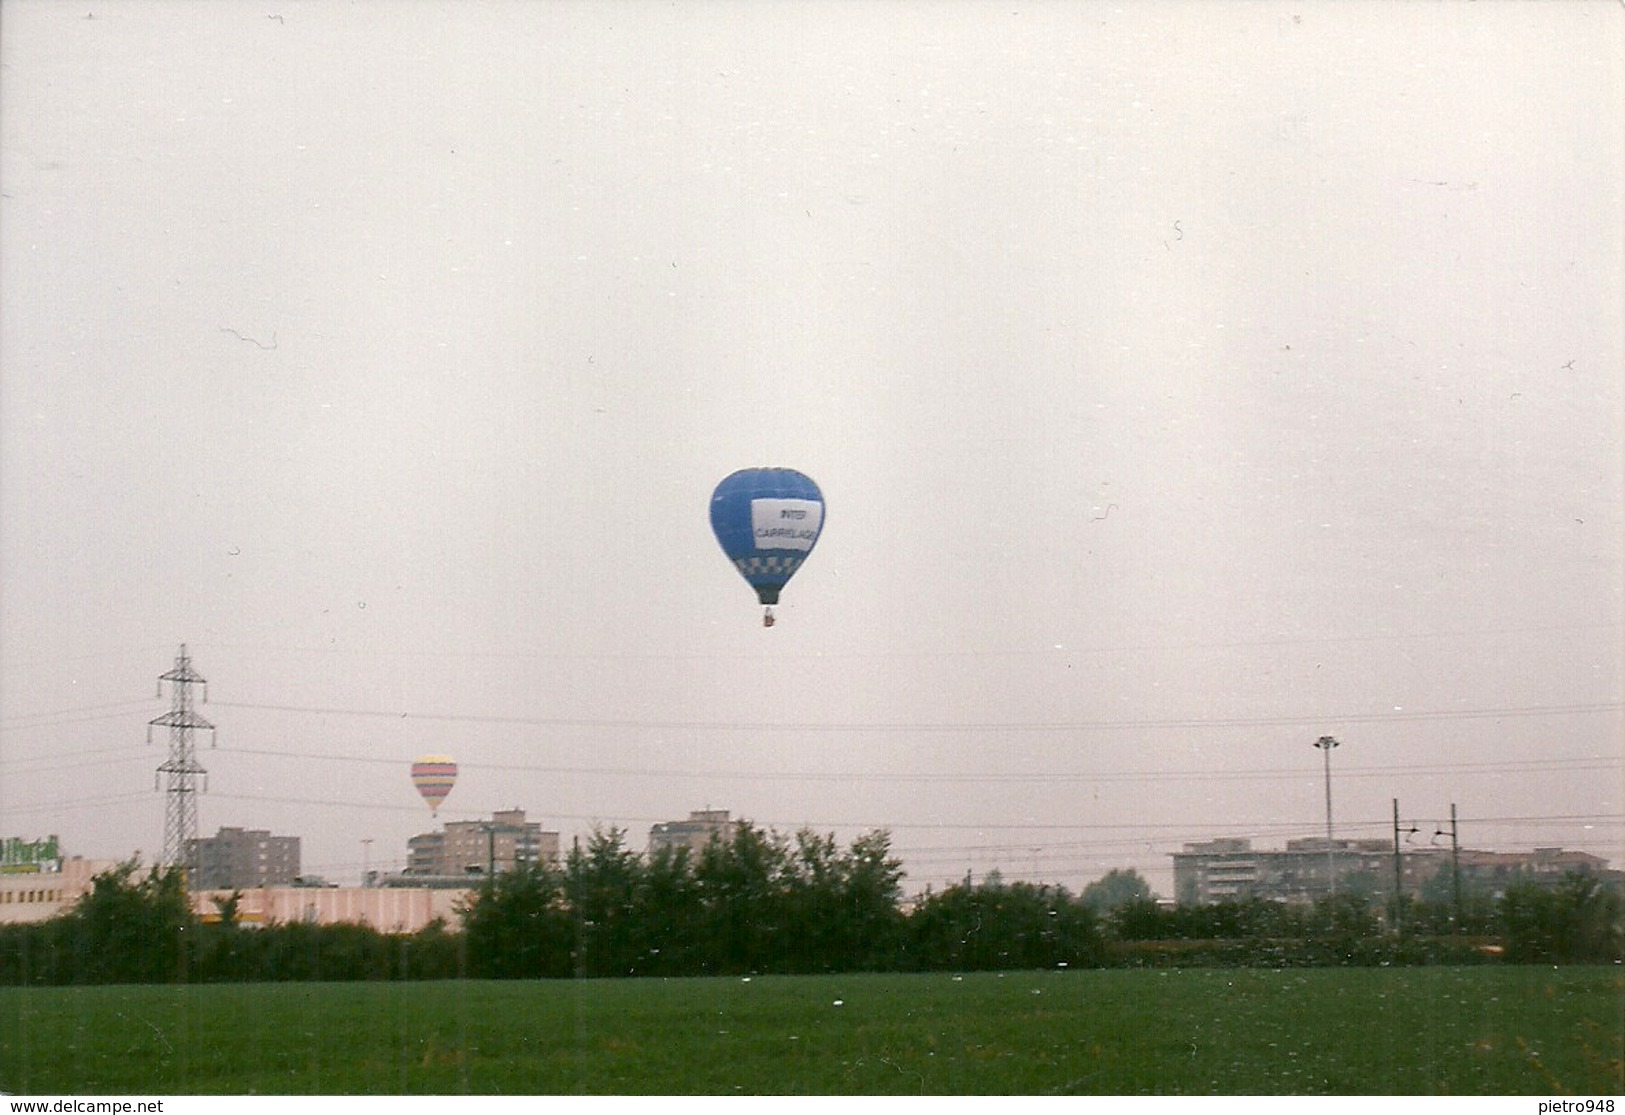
1314 735 1341 896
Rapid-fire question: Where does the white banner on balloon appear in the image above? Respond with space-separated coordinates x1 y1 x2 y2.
750 499 823 551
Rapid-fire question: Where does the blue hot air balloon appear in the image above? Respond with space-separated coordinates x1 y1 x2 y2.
710 468 825 626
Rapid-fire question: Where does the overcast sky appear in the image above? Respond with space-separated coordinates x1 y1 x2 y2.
2 0 1620 896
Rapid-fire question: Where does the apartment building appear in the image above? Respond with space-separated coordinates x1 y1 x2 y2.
188 827 301 890
1172 837 1614 906
649 809 739 857
405 809 559 878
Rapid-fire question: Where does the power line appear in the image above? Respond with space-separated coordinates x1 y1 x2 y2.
3 743 150 768
5 685 1614 747
207 697 1623 734
1 791 156 816
39 789 1610 838
12 619 1607 669
6 738 1616 787
7 674 1618 878
204 747 1625 786
0 704 161 733
3 750 151 776
4 737 1616 787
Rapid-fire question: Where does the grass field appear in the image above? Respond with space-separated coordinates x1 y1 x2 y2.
2 967 1621 1095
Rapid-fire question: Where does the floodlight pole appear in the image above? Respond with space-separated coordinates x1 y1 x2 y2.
1449 804 1461 932
1392 798 1404 936
1314 735 1340 897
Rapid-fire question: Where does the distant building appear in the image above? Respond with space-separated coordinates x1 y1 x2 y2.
405 809 559 878
0 856 119 925
1173 837 1399 906
187 827 301 891
649 809 739 857
192 884 464 933
1454 847 1617 898
1172 838 1614 906
0 838 479 934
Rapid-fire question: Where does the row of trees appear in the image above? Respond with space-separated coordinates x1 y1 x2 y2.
461 824 1104 976
0 824 1618 985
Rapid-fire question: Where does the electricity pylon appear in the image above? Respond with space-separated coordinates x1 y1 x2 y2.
149 644 215 875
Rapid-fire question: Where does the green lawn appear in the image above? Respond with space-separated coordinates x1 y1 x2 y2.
2 967 1620 1095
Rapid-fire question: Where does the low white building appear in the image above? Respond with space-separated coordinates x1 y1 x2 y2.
1 851 466 934
191 884 466 933
0 857 120 924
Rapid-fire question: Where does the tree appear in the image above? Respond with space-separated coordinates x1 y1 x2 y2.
841 829 907 970
632 844 703 976
693 821 789 974
1414 866 1497 935
460 862 572 978
776 828 906 973
1500 873 1624 964
60 860 194 983
1080 868 1154 914
194 890 247 981
1307 891 1379 941
779 829 845 972
906 877 1102 971
211 890 244 928
1107 897 1172 941
566 827 647 977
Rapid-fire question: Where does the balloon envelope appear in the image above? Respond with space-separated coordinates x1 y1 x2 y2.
709 468 825 605
411 755 457 814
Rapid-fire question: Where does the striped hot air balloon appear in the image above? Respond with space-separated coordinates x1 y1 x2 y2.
411 755 457 815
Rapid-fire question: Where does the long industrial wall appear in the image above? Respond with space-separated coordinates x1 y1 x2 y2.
1 858 467 933
191 885 468 933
